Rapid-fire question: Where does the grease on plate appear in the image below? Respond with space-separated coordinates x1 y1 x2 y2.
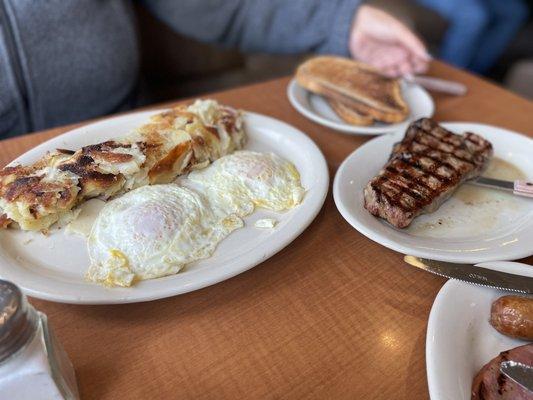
407 158 530 238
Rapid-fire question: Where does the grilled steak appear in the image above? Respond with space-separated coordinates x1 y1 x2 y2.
472 344 533 400
364 118 493 228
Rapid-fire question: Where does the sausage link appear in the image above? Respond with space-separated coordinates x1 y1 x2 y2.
490 295 533 340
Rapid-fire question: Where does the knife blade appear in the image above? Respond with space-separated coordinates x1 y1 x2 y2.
500 361 533 393
472 177 514 191
404 74 467 96
469 177 533 198
403 256 533 294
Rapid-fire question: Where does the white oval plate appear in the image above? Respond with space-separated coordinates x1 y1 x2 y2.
427 262 533 400
333 123 533 265
287 78 435 135
0 111 329 304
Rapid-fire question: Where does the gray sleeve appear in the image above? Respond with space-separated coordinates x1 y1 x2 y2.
141 0 362 55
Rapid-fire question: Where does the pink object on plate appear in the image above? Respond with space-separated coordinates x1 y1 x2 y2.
514 181 533 198
471 177 533 198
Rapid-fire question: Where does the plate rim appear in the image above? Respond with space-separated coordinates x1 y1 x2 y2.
286 78 435 135
333 122 533 264
0 110 330 304
426 279 462 400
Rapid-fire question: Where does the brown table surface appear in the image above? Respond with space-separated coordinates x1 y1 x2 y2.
1 61 532 399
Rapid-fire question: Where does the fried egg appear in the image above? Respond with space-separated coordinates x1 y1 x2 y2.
86 184 243 287
187 151 305 217
254 218 277 229
84 151 304 287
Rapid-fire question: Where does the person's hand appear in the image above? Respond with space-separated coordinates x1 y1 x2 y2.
349 5 430 77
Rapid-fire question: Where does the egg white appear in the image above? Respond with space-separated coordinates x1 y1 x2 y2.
84 151 304 287
187 150 305 217
86 184 243 287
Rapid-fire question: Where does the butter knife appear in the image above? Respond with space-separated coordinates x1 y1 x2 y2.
501 361 533 392
403 256 533 294
470 177 533 198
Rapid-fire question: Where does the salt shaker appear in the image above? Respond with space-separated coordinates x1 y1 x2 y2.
0 280 80 399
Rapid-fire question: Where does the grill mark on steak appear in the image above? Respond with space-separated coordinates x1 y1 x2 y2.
411 132 477 166
364 118 493 228
385 165 434 197
387 178 434 211
400 151 459 179
371 151 461 212
395 155 452 184
412 139 474 166
383 169 428 197
419 124 493 164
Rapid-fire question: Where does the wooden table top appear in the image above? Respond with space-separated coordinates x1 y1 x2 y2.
1 61 532 399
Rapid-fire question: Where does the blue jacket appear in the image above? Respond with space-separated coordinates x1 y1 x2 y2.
0 0 360 138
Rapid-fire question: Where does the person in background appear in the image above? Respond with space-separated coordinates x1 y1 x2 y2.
416 0 529 73
0 0 429 139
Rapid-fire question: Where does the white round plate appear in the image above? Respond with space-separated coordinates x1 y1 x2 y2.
427 262 533 400
287 78 435 135
333 123 533 265
0 111 329 304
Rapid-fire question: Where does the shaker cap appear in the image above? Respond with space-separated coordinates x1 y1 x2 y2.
0 280 38 363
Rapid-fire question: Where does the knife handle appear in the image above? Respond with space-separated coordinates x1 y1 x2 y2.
514 181 533 198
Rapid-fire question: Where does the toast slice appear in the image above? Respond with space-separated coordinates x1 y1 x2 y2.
327 99 374 126
296 56 409 123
